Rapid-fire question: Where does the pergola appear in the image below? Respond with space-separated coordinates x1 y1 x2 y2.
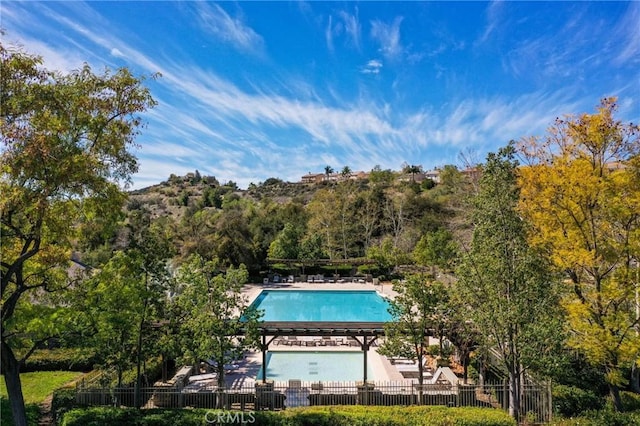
255 321 435 383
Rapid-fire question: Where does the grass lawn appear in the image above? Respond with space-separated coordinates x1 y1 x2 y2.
1 371 82 425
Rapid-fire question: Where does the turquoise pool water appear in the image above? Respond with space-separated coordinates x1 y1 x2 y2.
251 290 392 322
256 351 374 381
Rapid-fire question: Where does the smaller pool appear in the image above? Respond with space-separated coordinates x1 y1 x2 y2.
256 351 374 382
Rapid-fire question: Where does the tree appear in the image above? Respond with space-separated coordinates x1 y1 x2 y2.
355 188 384 251
340 166 352 179
324 165 334 180
0 43 155 425
368 165 395 186
173 255 261 396
402 163 422 183
306 189 340 260
457 144 563 421
379 274 448 394
413 228 458 272
442 290 479 384
517 97 640 410
268 223 303 260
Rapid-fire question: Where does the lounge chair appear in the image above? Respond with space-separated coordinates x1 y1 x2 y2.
286 336 301 346
322 336 337 346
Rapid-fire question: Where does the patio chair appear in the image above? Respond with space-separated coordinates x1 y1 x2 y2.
286 336 301 346
322 336 337 346
288 379 302 389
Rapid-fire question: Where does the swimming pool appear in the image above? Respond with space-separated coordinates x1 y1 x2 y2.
256 351 374 381
251 290 392 322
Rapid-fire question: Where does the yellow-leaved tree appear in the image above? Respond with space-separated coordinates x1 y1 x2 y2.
517 97 640 411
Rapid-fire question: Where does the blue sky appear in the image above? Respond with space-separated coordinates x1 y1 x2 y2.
2 1 639 189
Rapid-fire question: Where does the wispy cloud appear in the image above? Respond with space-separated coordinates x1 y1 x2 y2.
325 14 335 53
361 59 383 74
370 16 404 60
613 2 640 65
194 3 264 54
326 9 362 53
477 0 505 46
3 1 635 189
340 9 361 50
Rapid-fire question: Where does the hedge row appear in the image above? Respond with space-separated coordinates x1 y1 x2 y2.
552 385 603 417
550 410 640 426
61 405 516 426
21 348 96 373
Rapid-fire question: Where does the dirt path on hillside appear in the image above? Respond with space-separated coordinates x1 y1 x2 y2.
38 374 86 426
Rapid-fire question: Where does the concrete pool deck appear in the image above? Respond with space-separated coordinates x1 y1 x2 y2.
217 280 410 388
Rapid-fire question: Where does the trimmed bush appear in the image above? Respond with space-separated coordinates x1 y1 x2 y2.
62 405 516 426
21 348 96 372
553 384 603 417
551 409 640 426
52 387 78 423
620 391 640 412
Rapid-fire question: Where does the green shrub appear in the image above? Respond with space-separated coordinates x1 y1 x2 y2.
620 391 640 412
21 348 96 372
62 405 517 426
279 406 516 426
553 384 603 417
118 357 163 387
551 409 640 426
52 387 78 423
0 397 40 426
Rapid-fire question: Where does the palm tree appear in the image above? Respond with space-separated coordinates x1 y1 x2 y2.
324 165 334 181
403 164 422 183
340 166 352 180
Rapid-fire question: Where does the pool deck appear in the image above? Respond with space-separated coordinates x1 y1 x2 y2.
216 280 412 388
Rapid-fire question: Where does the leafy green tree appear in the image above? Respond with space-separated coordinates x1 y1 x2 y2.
0 42 155 425
366 236 411 276
368 165 395 186
299 234 326 271
80 251 150 388
442 290 479 384
354 188 384 252
413 228 459 272
335 179 360 259
457 144 563 421
173 255 261 394
176 209 216 260
379 274 448 393
306 189 340 260
212 205 257 267
517 98 640 410
268 223 303 260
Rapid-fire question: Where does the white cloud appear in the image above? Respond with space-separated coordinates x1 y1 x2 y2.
361 59 383 74
325 15 335 53
339 9 361 50
613 2 640 65
326 9 361 53
370 16 404 60
194 3 264 54
476 0 505 46
110 47 124 58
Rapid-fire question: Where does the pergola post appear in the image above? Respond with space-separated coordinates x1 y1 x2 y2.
363 336 368 383
261 333 267 383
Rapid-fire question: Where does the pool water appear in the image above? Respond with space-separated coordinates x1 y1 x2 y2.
256 351 374 381
251 290 392 322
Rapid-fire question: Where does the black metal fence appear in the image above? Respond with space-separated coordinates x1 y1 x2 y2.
75 380 552 423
